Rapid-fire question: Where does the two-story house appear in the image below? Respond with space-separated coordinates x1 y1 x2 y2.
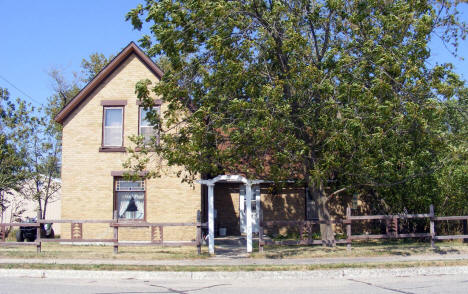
55 42 307 243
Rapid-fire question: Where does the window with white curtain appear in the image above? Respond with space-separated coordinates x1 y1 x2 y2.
103 107 123 147
139 106 159 145
114 179 145 220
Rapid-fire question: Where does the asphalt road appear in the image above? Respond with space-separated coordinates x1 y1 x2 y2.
1 274 468 294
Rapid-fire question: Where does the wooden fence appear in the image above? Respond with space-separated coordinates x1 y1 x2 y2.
259 205 468 252
0 210 207 254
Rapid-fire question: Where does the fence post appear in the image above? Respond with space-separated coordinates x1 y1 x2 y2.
113 210 118 254
430 204 435 249
0 225 5 242
463 220 468 244
392 217 398 238
36 211 41 253
385 217 391 237
346 206 351 251
259 209 264 253
196 210 201 255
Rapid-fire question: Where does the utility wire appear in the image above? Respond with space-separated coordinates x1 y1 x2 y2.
0 74 43 106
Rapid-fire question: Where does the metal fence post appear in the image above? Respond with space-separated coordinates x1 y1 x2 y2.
113 210 118 254
196 210 201 255
36 211 41 253
346 206 352 251
430 204 435 248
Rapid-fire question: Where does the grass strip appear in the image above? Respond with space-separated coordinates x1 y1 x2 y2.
1 260 468 272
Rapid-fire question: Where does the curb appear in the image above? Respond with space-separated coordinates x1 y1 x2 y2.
1 266 468 280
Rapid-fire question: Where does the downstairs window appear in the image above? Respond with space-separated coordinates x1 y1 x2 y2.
114 178 145 220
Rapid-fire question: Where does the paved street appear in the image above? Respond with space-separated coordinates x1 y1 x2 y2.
1 274 468 294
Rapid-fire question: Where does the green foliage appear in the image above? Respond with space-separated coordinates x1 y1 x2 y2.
126 1 467 219
0 88 30 195
0 88 31 222
81 53 115 84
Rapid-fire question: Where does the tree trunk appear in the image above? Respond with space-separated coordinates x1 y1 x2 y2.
310 181 335 247
43 197 48 220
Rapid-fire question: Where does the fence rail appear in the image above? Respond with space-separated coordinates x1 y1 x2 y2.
0 210 207 254
259 204 468 252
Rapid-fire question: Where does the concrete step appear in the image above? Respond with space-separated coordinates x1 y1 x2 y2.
215 237 247 247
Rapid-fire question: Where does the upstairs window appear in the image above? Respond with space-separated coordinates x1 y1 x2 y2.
139 106 160 145
103 107 123 147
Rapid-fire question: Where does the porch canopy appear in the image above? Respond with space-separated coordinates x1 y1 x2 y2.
198 175 268 254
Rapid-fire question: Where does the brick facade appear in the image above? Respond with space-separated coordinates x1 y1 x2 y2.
59 44 306 242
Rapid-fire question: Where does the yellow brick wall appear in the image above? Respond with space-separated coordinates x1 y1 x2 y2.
61 53 200 241
261 185 305 236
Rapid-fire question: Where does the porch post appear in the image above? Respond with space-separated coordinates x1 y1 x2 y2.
207 183 215 255
246 181 253 253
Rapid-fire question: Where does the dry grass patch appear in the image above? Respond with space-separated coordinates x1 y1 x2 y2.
0 243 207 260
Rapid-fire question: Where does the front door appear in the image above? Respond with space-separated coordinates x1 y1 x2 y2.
240 185 260 234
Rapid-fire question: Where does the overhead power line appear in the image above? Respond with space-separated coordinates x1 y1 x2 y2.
0 74 43 106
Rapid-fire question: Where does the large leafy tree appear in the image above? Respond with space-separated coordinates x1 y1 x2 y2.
0 88 31 228
435 78 468 216
0 88 29 194
127 0 467 243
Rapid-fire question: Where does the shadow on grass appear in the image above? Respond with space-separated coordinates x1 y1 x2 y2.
257 239 465 259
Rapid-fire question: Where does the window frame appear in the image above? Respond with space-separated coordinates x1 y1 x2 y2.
113 177 146 221
138 105 160 146
101 105 125 151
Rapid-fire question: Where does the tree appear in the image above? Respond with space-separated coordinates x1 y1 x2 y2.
0 88 31 232
127 0 467 244
0 89 27 194
19 112 62 221
81 52 115 83
435 80 468 216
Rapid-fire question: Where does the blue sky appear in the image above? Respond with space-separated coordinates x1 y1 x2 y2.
0 1 467 107
0 0 145 106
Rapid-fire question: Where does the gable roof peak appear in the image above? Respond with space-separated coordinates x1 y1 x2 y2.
54 42 163 124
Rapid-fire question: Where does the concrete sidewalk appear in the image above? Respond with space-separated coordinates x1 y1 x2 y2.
1 253 467 266
1 266 468 280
